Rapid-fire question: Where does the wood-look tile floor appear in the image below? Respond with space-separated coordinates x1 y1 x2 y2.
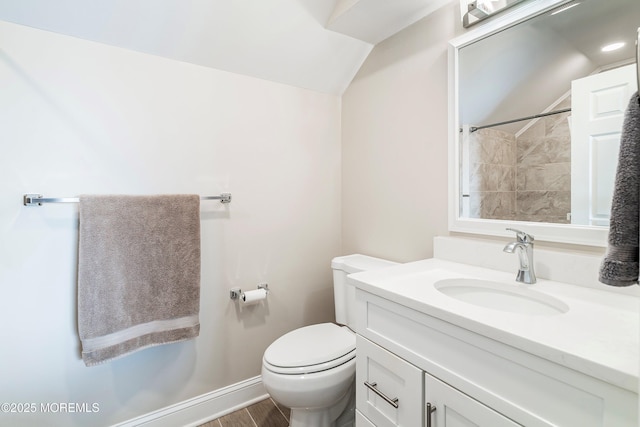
198 398 290 427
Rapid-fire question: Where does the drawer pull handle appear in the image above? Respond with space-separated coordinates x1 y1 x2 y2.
364 381 399 408
426 402 437 427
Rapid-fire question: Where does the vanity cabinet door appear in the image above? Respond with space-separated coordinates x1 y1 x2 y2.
425 373 521 427
356 335 423 427
356 410 377 427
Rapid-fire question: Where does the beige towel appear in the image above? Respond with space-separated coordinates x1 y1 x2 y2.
78 195 201 366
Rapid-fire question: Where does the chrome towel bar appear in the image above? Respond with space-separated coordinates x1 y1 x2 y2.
23 193 232 206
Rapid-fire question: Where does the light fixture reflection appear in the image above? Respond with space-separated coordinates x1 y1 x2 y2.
601 42 626 52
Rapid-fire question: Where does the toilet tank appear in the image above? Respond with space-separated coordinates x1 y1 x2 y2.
331 254 398 330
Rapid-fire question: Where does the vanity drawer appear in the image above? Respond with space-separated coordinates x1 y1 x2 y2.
356 335 423 427
356 290 638 427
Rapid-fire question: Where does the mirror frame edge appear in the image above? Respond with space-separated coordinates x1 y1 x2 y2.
448 0 609 247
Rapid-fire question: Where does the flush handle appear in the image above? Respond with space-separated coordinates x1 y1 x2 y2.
364 381 399 408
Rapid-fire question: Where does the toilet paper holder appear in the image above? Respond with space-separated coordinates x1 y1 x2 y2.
230 283 269 300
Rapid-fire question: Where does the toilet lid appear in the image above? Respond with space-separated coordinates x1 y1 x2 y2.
263 323 355 372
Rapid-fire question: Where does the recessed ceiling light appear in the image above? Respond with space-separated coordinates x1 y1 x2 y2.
550 2 580 15
601 42 625 52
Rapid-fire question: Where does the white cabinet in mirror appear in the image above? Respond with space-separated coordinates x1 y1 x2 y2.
448 0 640 246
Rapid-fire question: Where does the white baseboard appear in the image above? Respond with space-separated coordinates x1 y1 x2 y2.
113 376 268 427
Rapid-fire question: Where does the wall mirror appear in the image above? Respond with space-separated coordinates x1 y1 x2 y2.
449 0 640 246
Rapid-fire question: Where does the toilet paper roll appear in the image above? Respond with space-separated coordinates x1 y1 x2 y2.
242 288 267 305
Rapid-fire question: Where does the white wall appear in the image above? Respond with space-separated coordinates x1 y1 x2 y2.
341 2 462 262
340 0 611 262
0 21 341 426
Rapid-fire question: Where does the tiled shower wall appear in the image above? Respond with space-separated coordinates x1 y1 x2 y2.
468 128 517 220
469 98 572 223
516 98 572 223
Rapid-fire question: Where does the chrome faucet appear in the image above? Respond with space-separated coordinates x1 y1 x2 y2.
503 228 536 284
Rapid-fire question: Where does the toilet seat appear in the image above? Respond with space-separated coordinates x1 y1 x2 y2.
263 323 355 375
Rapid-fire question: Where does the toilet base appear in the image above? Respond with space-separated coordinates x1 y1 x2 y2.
334 386 355 427
289 383 355 427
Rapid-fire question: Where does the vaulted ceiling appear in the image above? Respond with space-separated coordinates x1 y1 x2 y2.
0 0 451 94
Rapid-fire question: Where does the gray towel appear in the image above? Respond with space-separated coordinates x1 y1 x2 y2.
78 195 201 366
599 92 640 286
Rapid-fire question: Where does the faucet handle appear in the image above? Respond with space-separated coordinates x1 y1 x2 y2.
506 228 534 243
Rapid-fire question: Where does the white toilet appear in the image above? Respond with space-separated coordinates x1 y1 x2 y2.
261 254 397 427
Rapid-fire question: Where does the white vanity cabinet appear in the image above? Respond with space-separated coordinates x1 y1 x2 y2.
355 333 520 427
425 373 520 427
355 335 423 427
354 289 638 427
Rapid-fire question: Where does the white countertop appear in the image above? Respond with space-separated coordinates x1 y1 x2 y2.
349 258 639 393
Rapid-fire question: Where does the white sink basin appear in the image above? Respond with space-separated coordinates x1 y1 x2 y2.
434 278 569 315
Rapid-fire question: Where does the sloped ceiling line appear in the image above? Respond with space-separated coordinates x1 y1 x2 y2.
0 0 449 95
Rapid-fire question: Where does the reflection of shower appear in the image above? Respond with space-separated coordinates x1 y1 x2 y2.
464 126 517 221
467 108 571 133
464 101 573 224
460 125 471 218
